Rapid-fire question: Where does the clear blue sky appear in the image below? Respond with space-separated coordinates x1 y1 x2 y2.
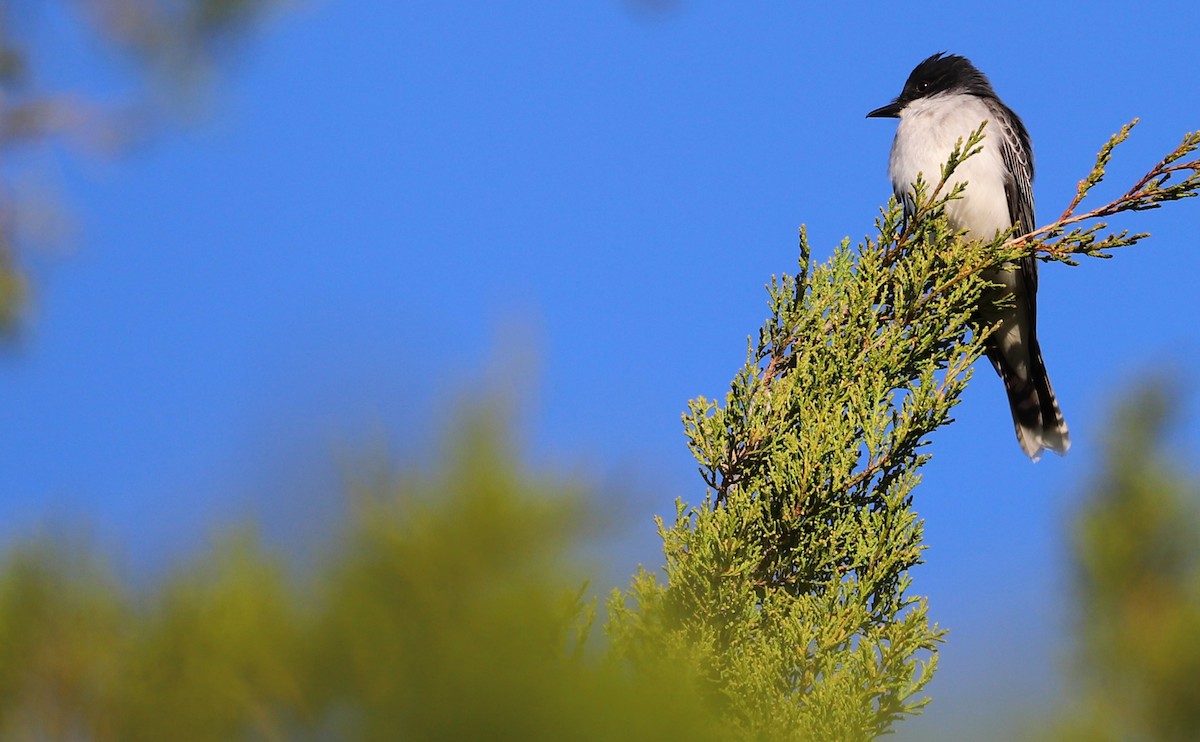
4 1 1199 737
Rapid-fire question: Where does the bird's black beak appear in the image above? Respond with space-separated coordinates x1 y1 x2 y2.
866 100 902 119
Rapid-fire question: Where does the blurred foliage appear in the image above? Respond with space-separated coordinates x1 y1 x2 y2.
0 0 277 334
1043 383 1200 741
0 413 730 740
0 541 127 740
71 0 275 72
8 394 1200 741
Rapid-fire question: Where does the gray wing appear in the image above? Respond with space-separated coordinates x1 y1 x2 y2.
996 102 1038 299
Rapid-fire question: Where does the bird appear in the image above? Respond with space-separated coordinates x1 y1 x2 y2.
867 52 1069 461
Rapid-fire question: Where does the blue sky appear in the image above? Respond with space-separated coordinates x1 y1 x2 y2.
4 1 1199 737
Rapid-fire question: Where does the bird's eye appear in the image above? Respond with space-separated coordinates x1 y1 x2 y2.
916 80 931 92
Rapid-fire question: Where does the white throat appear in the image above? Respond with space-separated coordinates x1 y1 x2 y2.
888 92 1012 240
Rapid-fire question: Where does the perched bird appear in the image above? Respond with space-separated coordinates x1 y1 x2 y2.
867 52 1069 460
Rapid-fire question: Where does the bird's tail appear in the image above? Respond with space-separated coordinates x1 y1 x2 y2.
988 339 1070 461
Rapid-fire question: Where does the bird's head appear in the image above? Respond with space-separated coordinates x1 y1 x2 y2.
867 52 996 119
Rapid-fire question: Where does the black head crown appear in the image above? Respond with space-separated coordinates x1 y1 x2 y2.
867 53 997 119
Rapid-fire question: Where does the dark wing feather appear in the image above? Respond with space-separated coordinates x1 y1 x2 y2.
994 100 1038 301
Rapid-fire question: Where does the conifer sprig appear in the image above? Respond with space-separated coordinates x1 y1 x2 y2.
1014 122 1200 264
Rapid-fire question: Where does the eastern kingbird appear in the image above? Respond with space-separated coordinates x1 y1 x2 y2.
867 52 1069 460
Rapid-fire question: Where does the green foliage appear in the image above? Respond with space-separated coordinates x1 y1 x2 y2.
0 247 25 333
305 416 721 741
0 542 126 740
1044 384 1200 742
118 536 302 741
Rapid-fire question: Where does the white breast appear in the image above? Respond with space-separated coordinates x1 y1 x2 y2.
889 93 1011 240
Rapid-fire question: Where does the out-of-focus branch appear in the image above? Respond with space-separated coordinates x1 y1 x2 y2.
0 0 278 334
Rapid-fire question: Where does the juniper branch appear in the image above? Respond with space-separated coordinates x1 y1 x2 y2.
613 120 1200 741
1013 122 1200 263
898 122 1200 305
